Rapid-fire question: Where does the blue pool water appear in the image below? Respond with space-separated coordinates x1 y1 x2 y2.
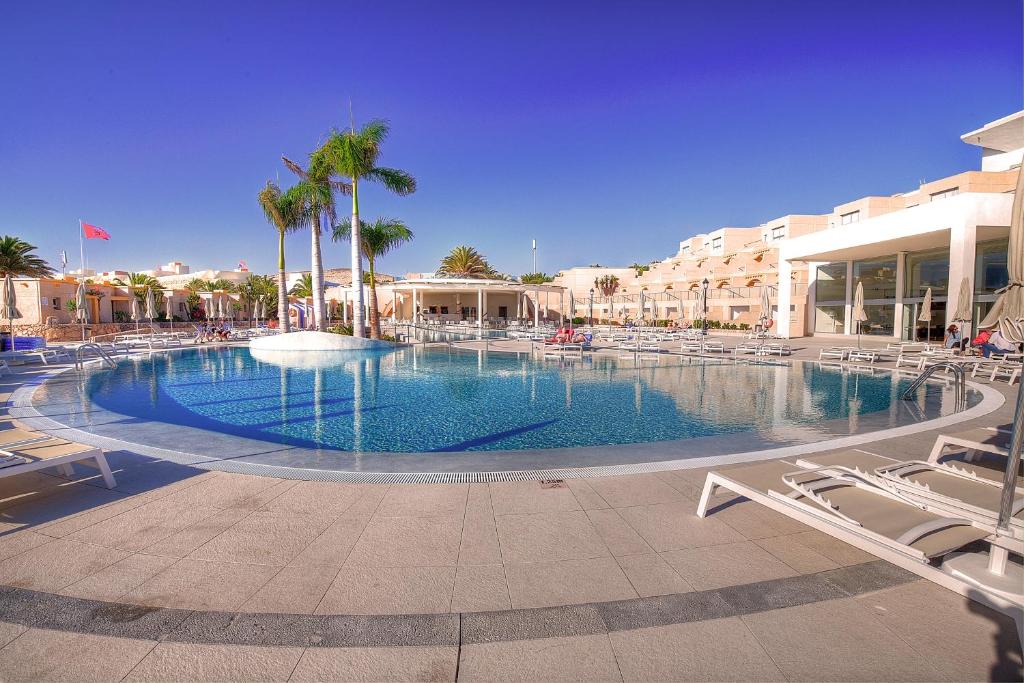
32 347 972 459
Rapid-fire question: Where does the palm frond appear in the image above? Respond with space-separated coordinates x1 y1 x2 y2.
366 167 417 196
281 156 309 180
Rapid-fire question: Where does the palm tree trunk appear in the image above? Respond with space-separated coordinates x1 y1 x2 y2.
311 213 326 331
350 181 366 338
277 230 290 332
367 258 380 339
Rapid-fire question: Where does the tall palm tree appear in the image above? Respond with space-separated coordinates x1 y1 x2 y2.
238 274 278 320
258 181 300 332
437 245 492 278
282 154 345 331
0 237 54 278
334 217 413 339
315 119 416 338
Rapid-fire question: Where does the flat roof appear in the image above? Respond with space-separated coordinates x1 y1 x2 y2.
961 110 1024 152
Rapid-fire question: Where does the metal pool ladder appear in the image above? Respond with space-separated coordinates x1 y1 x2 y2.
901 362 966 411
74 343 117 370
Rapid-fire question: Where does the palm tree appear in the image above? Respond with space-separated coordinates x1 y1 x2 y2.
0 237 54 278
334 217 413 339
521 273 554 284
315 119 416 338
437 246 493 278
238 274 278 321
281 154 345 331
111 272 163 309
290 273 314 298
258 181 300 332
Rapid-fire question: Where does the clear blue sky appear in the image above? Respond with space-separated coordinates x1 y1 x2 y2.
3 1 1021 279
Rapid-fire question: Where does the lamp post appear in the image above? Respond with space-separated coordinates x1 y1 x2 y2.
702 278 710 336
589 288 594 327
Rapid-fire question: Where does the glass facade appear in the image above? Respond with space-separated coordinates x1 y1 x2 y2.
905 248 950 297
975 238 1009 295
860 304 895 336
853 258 897 300
814 305 845 334
815 263 847 302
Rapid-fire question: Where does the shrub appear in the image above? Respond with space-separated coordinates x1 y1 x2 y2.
328 324 354 336
571 317 585 325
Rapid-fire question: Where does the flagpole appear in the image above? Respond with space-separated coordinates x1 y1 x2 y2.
78 220 86 281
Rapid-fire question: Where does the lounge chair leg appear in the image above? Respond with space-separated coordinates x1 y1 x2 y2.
927 441 946 464
696 476 718 517
987 545 1009 576
94 454 117 489
57 463 74 477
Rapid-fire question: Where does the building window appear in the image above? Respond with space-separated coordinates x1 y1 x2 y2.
859 304 895 336
930 187 959 201
905 247 950 297
711 237 722 250
853 257 897 300
771 226 785 241
840 210 860 225
815 263 847 302
53 297 61 310
975 238 1008 295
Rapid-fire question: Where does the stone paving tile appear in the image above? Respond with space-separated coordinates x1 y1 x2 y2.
754 534 840 574
316 566 456 615
142 507 252 558
0 480 128 531
238 565 337 615
124 641 303 682
29 492 152 539
187 511 333 566
587 473 688 508
785 529 876 566
742 597 948 682
160 472 286 510
0 621 27 649
610 617 786 682
856 580 1023 682
586 509 654 556
707 498 798 540
661 541 798 591
0 537 129 592
59 552 177 602
505 557 636 609
0 527 52 563
0 627 155 682
495 510 609 564
121 558 280 611
617 501 744 551
615 553 693 597
66 495 224 552
451 564 510 613
651 470 702 499
260 480 365 517
344 484 390 516
459 633 622 682
376 484 468 518
488 481 580 515
458 485 502 566
291 645 458 682
288 515 371 568
0 472 70 514
564 478 610 509
344 515 462 568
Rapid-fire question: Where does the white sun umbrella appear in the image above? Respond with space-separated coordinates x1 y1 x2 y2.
638 290 646 325
75 280 88 341
1 274 21 350
696 286 707 332
144 288 157 323
130 295 142 332
165 293 174 321
218 295 227 320
949 276 973 344
981 166 1023 536
852 281 868 348
917 287 933 344
567 290 575 328
759 284 772 333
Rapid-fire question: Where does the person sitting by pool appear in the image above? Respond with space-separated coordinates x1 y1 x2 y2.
970 329 991 355
978 329 1019 358
193 323 208 344
943 324 966 352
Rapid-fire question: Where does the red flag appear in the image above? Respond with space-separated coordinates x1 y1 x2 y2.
82 222 110 240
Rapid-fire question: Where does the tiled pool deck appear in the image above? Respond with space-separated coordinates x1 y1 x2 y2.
0 337 1020 681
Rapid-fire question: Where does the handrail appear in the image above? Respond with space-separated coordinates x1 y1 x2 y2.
901 362 966 411
74 343 117 370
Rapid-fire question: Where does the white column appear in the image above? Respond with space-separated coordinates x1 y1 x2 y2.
776 258 793 339
843 261 854 336
806 262 820 335
894 252 907 340
412 287 418 323
392 290 397 322
342 291 348 324
477 288 483 329
534 288 540 327
515 290 520 320
947 222 977 329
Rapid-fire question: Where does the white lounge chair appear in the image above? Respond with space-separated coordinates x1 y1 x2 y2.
928 427 1012 464
0 434 116 488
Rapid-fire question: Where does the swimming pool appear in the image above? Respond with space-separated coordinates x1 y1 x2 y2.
24 346 984 476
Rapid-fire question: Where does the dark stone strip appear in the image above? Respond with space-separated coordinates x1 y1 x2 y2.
0 561 915 648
